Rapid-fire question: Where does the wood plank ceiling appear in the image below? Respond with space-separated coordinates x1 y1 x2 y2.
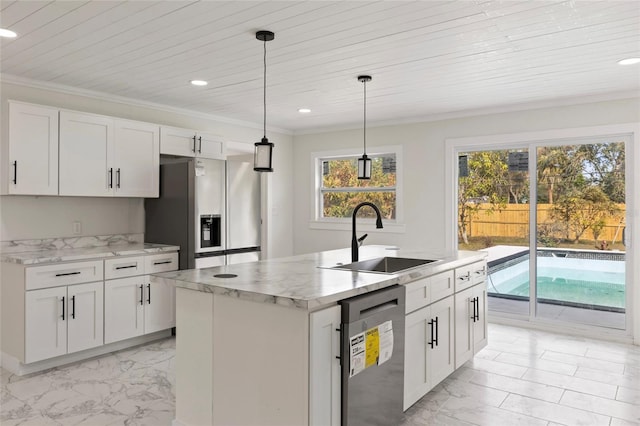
1 0 639 132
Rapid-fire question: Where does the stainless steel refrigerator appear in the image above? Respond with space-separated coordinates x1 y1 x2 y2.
145 157 260 270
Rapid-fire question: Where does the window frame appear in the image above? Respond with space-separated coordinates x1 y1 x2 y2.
310 145 405 233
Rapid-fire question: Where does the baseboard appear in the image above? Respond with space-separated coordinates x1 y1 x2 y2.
1 329 172 376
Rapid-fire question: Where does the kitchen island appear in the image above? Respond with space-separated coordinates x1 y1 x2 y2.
152 246 487 426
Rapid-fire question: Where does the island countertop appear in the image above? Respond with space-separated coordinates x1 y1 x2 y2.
152 246 487 310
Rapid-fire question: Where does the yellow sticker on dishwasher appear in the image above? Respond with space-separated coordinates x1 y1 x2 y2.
365 327 380 368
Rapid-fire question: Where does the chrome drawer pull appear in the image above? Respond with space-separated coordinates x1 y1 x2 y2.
55 271 81 277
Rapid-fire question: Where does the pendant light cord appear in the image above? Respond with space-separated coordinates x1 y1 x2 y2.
363 79 367 155
263 38 267 139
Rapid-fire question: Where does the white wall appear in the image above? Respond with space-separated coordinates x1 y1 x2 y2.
292 98 640 255
0 81 294 258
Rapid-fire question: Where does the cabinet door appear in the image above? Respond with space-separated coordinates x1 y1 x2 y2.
403 306 430 411
427 296 455 386
114 120 159 197
309 305 341 426
104 277 144 344
67 282 104 354
144 276 175 334
454 287 474 369
59 111 114 196
472 284 488 353
7 102 59 195
196 132 225 159
160 126 197 157
25 287 67 363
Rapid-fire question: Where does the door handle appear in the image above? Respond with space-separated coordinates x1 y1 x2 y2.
434 316 439 347
147 283 151 304
428 318 435 348
192 135 197 153
198 136 202 153
108 168 113 188
61 296 65 320
471 298 477 322
139 284 144 306
71 295 76 319
12 161 17 184
116 168 121 188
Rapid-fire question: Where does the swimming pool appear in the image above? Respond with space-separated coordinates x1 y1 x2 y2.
488 256 625 310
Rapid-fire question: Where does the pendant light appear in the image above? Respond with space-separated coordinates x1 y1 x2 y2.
357 75 372 180
254 30 275 172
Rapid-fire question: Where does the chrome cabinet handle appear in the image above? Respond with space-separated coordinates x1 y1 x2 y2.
192 135 197 153
61 296 65 320
12 161 17 184
116 168 121 188
56 271 80 277
71 295 76 319
198 136 202 153
108 168 113 188
139 284 144 306
147 283 151 304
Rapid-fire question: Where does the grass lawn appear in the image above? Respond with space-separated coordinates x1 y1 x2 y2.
459 236 626 252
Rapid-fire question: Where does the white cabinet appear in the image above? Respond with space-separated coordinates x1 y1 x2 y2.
59 111 159 197
114 119 160 197
454 262 488 369
5 102 59 195
160 126 224 159
403 295 454 410
309 305 341 426
25 281 103 363
104 253 178 344
25 286 67 362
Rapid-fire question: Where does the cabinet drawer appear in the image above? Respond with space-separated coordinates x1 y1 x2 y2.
405 270 455 314
105 256 145 279
145 252 179 273
455 261 487 292
430 270 454 303
405 277 429 314
26 260 103 290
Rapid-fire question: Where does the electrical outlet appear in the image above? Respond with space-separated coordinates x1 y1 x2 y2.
72 221 82 235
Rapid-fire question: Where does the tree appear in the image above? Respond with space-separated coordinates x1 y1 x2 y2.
550 186 621 243
458 151 511 244
578 142 625 203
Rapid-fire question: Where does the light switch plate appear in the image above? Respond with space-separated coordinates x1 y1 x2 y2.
72 221 82 235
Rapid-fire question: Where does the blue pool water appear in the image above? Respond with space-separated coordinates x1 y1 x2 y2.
488 256 625 309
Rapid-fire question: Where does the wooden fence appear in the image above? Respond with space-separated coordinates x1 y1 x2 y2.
463 203 626 243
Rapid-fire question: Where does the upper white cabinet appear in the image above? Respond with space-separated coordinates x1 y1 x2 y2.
160 126 224 160
114 120 160 197
4 102 59 195
59 111 159 197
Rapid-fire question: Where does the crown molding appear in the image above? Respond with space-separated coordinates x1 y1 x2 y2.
0 73 293 136
293 90 640 136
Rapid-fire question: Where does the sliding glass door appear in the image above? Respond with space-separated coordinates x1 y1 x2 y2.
534 141 626 328
458 138 628 330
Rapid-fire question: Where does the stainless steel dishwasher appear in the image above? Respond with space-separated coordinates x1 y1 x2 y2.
340 285 405 426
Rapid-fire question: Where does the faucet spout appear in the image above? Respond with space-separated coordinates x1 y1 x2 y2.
351 202 384 262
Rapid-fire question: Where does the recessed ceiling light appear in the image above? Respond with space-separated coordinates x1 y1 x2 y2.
298 108 311 113
190 80 208 86
617 58 640 65
0 28 17 38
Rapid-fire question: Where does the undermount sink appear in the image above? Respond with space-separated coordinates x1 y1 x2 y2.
331 256 438 274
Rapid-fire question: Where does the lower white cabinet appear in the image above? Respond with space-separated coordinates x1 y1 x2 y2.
25 281 103 363
104 275 175 344
454 283 488 368
403 295 454 410
309 305 341 426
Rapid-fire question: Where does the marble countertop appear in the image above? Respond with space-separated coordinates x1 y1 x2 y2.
152 246 487 310
2 243 180 265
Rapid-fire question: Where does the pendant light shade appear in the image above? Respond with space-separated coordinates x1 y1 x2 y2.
357 75 372 180
254 30 275 172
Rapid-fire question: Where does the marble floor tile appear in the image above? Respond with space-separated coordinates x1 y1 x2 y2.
521 368 618 399
2 324 639 426
469 370 564 403
560 390 640 423
494 351 578 376
500 393 611 425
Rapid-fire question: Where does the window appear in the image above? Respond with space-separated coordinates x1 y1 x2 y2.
312 146 402 228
